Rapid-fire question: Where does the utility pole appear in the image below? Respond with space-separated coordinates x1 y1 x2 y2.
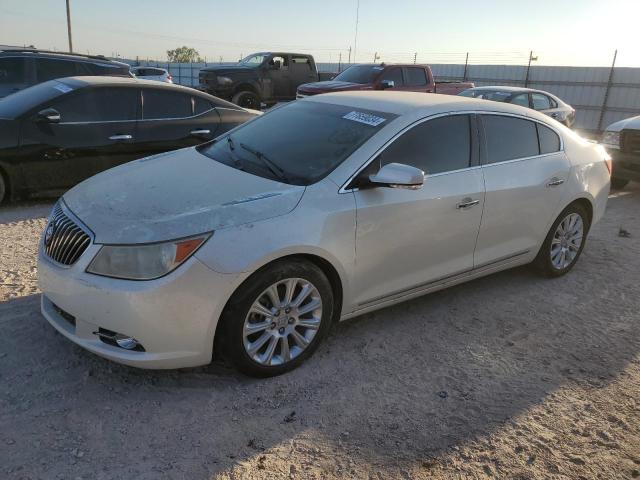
348 46 352 64
373 52 380 63
598 49 618 132
413 52 417 64
338 52 342 72
463 52 469 81
353 0 359 63
65 0 73 52
524 50 538 87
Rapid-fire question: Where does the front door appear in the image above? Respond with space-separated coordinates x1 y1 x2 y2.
351 114 485 307
19 86 139 191
474 114 570 266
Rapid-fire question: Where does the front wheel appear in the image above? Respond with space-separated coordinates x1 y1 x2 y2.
219 260 334 377
532 203 590 277
232 90 261 110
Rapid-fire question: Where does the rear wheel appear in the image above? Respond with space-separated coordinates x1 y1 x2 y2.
533 203 590 277
219 260 333 377
232 90 260 110
611 177 629 190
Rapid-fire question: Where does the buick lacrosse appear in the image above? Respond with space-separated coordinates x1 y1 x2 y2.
38 92 611 377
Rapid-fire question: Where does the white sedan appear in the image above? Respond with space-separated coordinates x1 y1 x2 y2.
38 92 611 377
130 66 173 83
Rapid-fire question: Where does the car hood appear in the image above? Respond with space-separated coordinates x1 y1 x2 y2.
63 148 305 244
298 80 369 93
605 115 640 132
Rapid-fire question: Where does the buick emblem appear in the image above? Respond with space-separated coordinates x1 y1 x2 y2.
44 221 57 247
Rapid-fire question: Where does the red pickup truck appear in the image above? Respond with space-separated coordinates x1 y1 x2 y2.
297 63 473 98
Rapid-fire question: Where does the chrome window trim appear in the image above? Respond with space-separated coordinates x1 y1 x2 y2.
339 110 564 194
57 107 218 125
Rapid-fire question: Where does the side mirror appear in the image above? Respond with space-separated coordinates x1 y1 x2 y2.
380 80 395 90
369 163 424 189
36 108 61 124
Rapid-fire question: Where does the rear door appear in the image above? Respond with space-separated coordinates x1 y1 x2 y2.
402 67 432 93
19 86 139 190
474 114 569 266
136 88 220 155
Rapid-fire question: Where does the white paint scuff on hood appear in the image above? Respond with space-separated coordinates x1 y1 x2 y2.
63 148 305 244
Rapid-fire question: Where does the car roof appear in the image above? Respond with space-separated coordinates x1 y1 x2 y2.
304 90 556 120
0 48 129 67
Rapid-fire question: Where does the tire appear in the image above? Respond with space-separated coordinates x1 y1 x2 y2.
0 172 6 205
611 177 629 190
532 202 590 278
232 90 260 110
218 259 334 377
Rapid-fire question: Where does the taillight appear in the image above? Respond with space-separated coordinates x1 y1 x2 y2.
167 74 173 81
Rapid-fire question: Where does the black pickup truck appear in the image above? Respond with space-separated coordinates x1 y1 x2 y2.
198 52 325 109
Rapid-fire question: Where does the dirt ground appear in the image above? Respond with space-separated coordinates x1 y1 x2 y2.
1 185 639 480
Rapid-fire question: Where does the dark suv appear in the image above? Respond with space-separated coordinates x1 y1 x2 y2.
0 47 132 98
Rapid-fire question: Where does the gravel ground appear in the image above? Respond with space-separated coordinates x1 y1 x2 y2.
1 186 639 480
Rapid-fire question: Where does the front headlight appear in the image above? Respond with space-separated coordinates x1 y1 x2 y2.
86 234 211 280
217 76 233 85
601 131 621 149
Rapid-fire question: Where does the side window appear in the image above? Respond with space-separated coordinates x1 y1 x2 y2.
537 123 561 154
194 96 214 115
380 68 404 87
510 94 529 108
291 56 312 71
531 93 552 111
143 89 193 119
482 115 539 163
404 67 427 86
378 115 471 174
52 87 138 122
0 57 27 84
270 55 289 70
35 59 82 82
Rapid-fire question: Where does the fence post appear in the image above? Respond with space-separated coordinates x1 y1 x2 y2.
338 52 342 72
348 46 352 64
178 62 182 85
190 62 193 87
413 52 417 64
463 52 469 81
597 49 618 133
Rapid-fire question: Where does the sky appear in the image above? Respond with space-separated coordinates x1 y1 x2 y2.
1 0 639 67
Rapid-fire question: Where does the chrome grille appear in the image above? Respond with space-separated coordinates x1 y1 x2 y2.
44 203 91 266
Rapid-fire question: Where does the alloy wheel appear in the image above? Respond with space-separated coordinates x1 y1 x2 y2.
550 212 584 270
243 278 323 366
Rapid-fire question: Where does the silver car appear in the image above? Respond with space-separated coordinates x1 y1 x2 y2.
459 86 576 127
38 92 611 377
130 66 173 83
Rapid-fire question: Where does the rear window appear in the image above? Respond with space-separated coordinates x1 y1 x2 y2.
198 101 396 185
0 57 27 84
333 65 381 84
482 115 539 163
404 67 428 86
143 89 192 119
194 96 214 115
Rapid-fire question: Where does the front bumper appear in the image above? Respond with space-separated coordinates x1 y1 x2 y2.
607 148 640 181
38 245 242 369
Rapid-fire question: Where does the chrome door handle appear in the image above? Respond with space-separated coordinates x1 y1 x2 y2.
190 129 211 135
456 198 480 209
546 178 564 187
108 134 133 141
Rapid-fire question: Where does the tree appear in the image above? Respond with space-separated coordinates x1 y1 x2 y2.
167 46 203 63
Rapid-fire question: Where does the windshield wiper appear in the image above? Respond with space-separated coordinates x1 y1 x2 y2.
223 135 245 171
239 143 289 183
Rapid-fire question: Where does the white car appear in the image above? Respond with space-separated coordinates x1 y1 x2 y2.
38 92 611 377
130 66 172 83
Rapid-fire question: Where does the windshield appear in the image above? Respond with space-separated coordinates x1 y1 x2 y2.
197 101 396 185
333 65 382 84
239 54 268 67
459 89 511 102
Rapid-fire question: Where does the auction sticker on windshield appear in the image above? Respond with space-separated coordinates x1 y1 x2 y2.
343 111 387 127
